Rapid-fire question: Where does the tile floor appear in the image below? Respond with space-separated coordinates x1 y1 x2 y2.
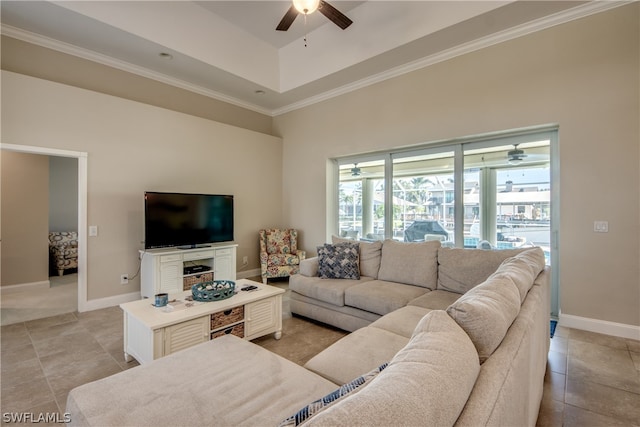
535 325 640 426
1 274 78 326
1 283 638 426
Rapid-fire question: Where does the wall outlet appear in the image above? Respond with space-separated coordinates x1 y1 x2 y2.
120 274 129 285
242 256 248 265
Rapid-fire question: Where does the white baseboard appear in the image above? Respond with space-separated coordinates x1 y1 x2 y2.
81 291 141 312
236 268 261 280
0 280 50 294
559 313 640 341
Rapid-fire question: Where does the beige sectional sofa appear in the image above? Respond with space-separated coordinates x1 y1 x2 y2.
290 237 540 332
66 240 549 427
293 239 550 426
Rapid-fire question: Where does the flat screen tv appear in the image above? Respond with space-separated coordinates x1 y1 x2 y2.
144 192 234 249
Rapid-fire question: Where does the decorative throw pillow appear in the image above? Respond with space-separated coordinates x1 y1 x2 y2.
318 243 357 278
332 235 382 279
279 363 388 427
317 243 360 280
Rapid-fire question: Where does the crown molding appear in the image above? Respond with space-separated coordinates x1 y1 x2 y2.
2 1 631 118
1 24 273 116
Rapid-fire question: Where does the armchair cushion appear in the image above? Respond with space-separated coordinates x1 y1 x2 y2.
266 253 302 267
265 229 298 255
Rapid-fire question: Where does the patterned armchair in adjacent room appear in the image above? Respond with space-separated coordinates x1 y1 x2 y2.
48 231 78 276
259 229 306 284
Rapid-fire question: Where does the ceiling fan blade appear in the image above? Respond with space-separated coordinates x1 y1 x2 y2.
318 0 353 30
276 5 299 31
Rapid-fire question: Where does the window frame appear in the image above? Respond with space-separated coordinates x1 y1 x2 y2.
330 126 559 317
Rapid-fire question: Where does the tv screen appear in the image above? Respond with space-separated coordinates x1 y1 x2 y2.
144 192 234 249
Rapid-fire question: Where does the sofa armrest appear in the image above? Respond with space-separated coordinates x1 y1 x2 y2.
299 257 318 277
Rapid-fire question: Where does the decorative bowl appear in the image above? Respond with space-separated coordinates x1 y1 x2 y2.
191 280 235 302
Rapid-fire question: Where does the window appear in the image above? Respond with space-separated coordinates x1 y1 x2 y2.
392 150 456 245
333 128 558 316
338 159 385 241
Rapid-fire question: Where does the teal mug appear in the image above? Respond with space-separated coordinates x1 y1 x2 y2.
154 293 168 307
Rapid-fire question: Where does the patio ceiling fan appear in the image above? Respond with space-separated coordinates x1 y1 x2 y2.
507 144 550 165
507 144 528 165
276 0 353 31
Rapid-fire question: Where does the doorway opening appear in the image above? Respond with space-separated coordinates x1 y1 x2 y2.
1 144 88 323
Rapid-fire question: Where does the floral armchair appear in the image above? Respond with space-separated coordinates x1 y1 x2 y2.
259 229 306 284
48 231 78 276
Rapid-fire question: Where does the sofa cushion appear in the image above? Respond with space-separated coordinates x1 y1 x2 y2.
304 327 410 385
377 239 440 289
332 236 382 279
299 257 319 277
279 362 388 427
369 306 432 338
289 274 373 307
446 277 521 363
437 247 529 294
317 243 360 280
489 248 546 303
302 310 480 427
408 289 462 310
344 280 429 316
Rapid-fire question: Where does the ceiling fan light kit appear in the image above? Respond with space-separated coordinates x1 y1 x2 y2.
293 0 320 15
277 0 353 32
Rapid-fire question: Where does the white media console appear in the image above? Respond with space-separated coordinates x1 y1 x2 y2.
140 244 237 299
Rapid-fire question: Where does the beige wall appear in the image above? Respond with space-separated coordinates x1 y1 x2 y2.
1 151 49 286
49 156 78 233
1 71 284 300
1 36 274 136
274 5 640 327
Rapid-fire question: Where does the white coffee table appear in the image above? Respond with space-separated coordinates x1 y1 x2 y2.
120 279 284 364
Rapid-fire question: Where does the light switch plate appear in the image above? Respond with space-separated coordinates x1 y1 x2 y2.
89 225 98 236
593 221 608 233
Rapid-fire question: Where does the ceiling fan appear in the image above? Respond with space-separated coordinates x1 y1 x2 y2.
276 0 353 32
351 163 361 176
507 144 528 165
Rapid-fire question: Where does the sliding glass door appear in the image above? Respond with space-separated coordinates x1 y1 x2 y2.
333 128 558 317
463 139 551 262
